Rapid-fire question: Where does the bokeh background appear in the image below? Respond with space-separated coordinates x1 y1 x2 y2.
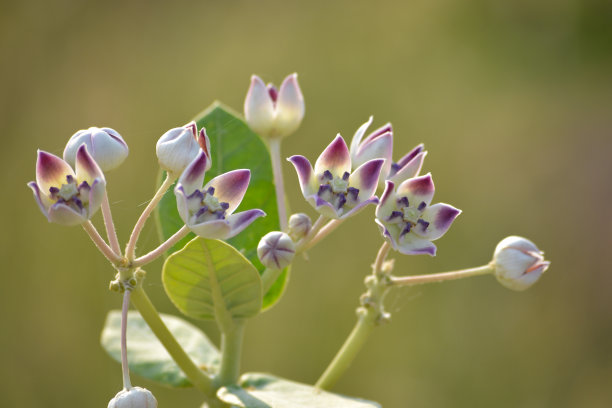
1 0 611 407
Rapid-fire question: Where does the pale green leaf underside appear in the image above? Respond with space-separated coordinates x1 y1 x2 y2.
155 102 289 311
163 237 262 321
217 373 381 408
100 311 220 388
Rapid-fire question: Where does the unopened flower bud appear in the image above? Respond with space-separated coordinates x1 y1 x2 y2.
108 387 157 408
287 213 311 241
64 127 129 171
257 231 295 269
156 122 210 176
492 236 550 291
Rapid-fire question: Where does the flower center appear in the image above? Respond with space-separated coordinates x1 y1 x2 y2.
317 170 360 212
49 175 90 214
386 195 429 238
186 187 230 224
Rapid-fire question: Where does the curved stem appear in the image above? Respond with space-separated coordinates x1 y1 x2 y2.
261 267 283 295
391 264 494 287
101 191 121 256
268 139 288 231
296 215 327 253
373 241 391 275
126 174 176 261
298 219 342 253
215 320 246 388
82 221 123 265
130 286 214 396
121 289 132 390
132 225 190 267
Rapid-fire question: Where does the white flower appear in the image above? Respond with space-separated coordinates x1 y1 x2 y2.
493 236 550 291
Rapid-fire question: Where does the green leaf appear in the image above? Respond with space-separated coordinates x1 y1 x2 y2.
217 373 381 408
155 102 289 310
163 237 262 324
100 310 220 388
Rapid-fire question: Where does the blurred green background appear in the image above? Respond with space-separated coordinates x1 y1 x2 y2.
1 0 611 406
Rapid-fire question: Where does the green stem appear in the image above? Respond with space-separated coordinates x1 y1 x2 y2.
130 286 214 396
268 139 288 231
391 264 494 287
215 320 246 387
261 268 283 295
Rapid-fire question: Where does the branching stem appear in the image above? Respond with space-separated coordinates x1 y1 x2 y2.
268 139 288 231
101 191 121 256
132 225 190 267
82 221 123 265
391 264 494 287
120 289 132 390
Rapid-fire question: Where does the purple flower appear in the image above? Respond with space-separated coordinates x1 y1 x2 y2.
244 73 305 139
28 145 106 226
349 116 427 186
174 151 265 239
288 135 384 219
375 174 460 256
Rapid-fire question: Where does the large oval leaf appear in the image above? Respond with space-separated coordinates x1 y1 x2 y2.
100 311 220 388
155 102 289 310
217 373 381 408
163 237 262 323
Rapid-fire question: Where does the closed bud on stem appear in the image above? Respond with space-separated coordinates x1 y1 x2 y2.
156 122 211 176
287 213 311 241
492 236 550 291
257 231 296 269
64 127 129 171
108 387 157 408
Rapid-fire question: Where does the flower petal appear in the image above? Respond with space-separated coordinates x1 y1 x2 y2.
396 173 435 207
349 116 373 157
376 180 397 220
178 151 209 194
203 169 251 214
353 132 393 174
227 209 266 239
314 134 351 177
340 196 379 219
388 151 427 184
174 186 191 224
414 203 461 240
28 182 50 219
244 75 275 136
48 202 87 226
397 144 424 168
36 150 75 193
87 178 106 218
198 128 212 171
306 195 339 219
395 233 437 256
349 159 384 200
275 73 305 137
288 155 316 196
189 219 231 239
75 145 105 185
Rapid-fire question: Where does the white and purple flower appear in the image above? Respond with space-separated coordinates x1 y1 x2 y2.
156 121 211 176
174 151 265 239
28 145 106 226
244 73 305 139
63 127 129 172
375 174 460 256
288 135 384 219
349 117 427 187
493 236 550 291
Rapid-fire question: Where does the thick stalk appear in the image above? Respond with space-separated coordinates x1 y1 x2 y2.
125 175 176 261
130 286 214 396
261 268 283 294
268 139 288 231
132 225 190 267
295 215 327 253
82 221 123 265
215 320 246 387
120 289 132 390
298 219 342 253
101 192 121 256
391 264 494 286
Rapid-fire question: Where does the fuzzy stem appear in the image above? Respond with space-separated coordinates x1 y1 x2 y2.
215 320 246 387
126 175 176 261
82 221 123 265
373 241 391 275
295 215 327 253
391 264 494 287
268 139 288 231
130 286 214 396
132 225 190 267
121 289 132 390
298 219 342 253
101 191 121 256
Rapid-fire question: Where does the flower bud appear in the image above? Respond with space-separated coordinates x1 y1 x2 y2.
64 127 129 171
492 236 550 291
156 122 210 176
108 387 157 408
244 73 305 139
257 231 296 269
287 213 311 241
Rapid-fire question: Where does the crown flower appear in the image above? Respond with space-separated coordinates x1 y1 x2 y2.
174 151 265 239
156 121 211 176
28 145 106 226
492 236 550 291
375 174 460 256
288 135 384 220
63 127 129 172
